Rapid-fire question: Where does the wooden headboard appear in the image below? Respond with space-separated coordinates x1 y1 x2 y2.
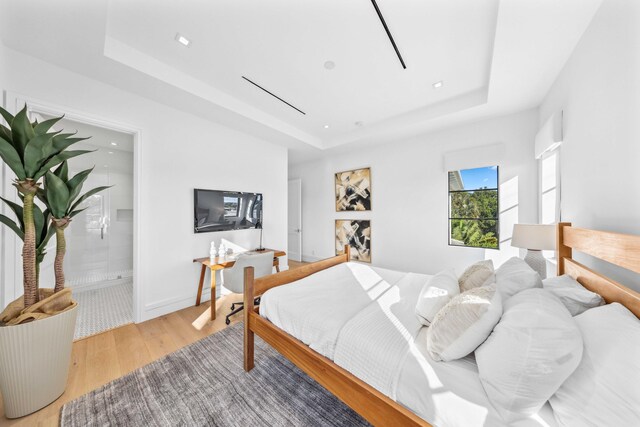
557 222 640 318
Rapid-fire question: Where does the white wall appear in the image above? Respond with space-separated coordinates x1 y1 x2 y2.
289 110 539 275
0 44 288 321
539 0 640 290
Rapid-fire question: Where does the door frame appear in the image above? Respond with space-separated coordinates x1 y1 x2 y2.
1 92 144 322
287 178 302 262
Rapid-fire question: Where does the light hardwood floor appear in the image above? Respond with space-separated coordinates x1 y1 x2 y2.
0 260 307 426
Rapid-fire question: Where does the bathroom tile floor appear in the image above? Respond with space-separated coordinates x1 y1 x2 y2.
73 280 133 340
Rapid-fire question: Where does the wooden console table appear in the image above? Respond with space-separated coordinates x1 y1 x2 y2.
193 249 286 321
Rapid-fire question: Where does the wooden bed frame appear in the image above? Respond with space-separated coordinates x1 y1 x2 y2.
242 224 640 426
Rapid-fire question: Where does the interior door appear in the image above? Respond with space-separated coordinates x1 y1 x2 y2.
288 179 302 262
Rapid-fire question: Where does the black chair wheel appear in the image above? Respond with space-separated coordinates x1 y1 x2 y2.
231 304 236 311
225 318 231 325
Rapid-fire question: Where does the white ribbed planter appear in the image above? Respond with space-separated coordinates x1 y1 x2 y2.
0 305 77 418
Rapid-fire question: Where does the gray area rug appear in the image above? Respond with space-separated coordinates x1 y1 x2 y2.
60 323 370 426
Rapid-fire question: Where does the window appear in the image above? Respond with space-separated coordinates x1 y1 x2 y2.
448 166 499 249
539 148 560 260
539 149 560 225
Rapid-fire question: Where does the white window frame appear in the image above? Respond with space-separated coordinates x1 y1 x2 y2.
538 147 561 261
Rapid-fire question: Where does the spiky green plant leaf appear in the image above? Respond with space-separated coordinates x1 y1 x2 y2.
66 167 93 202
44 171 70 218
52 133 89 153
33 149 94 181
33 202 46 245
0 136 26 179
53 160 69 182
10 106 34 155
0 124 11 143
37 226 55 253
69 207 87 218
0 213 24 240
0 106 14 126
69 185 111 213
23 132 59 176
0 196 25 229
33 116 63 135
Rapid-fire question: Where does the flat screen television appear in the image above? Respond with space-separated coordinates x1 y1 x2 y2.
194 189 263 233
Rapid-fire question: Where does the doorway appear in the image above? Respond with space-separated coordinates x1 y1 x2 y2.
36 115 135 339
288 179 302 262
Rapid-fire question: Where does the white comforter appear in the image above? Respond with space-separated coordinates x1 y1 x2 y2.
259 262 406 359
260 262 558 427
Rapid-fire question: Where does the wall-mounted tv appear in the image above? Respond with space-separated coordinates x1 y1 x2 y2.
194 189 263 233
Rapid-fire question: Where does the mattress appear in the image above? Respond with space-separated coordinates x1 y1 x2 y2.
260 262 558 427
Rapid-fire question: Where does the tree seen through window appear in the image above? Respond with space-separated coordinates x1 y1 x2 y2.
448 166 499 249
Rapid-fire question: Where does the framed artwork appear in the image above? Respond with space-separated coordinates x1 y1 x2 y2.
335 168 371 211
335 219 371 263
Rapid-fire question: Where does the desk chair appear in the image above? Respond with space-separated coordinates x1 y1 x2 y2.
223 251 274 325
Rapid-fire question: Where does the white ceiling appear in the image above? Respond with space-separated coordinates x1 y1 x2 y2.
37 115 134 175
39 114 134 153
0 0 602 163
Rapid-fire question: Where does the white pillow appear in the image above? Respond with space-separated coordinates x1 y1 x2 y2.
458 259 494 292
550 303 640 427
475 288 583 422
491 257 542 300
426 285 502 362
415 269 460 326
542 274 605 316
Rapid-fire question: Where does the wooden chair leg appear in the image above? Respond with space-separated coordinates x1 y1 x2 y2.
210 270 216 321
196 265 206 306
244 266 255 372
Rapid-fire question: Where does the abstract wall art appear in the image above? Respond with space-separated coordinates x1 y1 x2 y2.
335 219 371 263
335 168 371 211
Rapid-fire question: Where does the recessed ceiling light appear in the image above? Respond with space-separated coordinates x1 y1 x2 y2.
323 124 330 129
103 165 108 168
110 142 118 146
432 80 444 89
324 61 335 70
108 151 114 154
175 33 191 47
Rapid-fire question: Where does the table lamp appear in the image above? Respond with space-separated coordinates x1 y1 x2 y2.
511 224 556 279
255 220 265 251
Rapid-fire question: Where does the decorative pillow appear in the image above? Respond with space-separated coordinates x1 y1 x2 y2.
415 269 460 326
458 259 494 292
550 303 640 427
542 274 604 316
426 285 502 362
475 288 583 422
491 257 542 301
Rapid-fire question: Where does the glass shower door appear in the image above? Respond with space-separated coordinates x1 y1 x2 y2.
64 170 111 288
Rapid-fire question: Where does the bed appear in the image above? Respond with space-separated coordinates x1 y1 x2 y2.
241 223 640 426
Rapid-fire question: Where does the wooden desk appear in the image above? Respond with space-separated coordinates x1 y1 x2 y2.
193 249 286 321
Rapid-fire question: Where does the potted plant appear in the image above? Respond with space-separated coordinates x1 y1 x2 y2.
0 105 107 418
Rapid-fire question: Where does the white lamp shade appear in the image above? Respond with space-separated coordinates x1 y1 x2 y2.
511 224 556 250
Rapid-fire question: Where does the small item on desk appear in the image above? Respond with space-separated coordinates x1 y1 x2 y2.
256 220 265 251
219 242 226 261
209 242 217 264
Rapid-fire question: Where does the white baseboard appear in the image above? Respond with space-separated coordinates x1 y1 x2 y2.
141 264 288 322
302 253 323 263
143 290 211 321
